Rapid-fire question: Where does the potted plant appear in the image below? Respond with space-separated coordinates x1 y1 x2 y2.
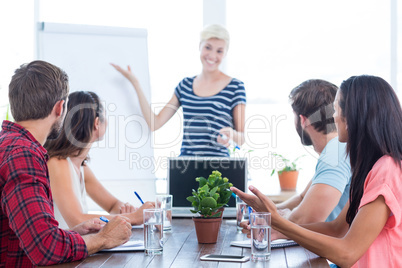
186 170 233 243
271 153 304 191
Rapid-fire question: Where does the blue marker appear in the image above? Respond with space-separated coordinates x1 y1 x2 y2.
134 191 145 204
231 192 236 199
100 216 109 223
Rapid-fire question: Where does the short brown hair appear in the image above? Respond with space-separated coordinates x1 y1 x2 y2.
8 60 69 121
289 79 338 134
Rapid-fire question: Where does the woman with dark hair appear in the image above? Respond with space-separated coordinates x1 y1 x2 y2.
45 91 154 229
232 75 402 267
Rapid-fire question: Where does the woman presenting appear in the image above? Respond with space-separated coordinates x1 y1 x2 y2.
112 24 246 156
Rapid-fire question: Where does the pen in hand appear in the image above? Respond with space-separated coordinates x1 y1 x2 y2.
220 133 240 150
134 191 145 204
100 216 109 223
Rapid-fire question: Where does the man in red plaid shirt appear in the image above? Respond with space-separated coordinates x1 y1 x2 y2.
0 61 132 267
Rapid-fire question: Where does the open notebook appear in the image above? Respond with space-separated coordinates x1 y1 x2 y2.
231 239 298 249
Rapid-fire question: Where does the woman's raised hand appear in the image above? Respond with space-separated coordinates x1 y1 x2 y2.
110 63 139 85
231 185 279 219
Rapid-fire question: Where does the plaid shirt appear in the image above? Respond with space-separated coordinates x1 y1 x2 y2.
0 121 88 267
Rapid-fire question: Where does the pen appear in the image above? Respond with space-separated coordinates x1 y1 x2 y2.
100 216 109 223
134 191 145 204
248 206 252 224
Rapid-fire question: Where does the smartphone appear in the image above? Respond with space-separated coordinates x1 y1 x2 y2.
200 254 250 262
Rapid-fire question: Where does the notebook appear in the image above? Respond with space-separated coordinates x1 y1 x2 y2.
167 157 248 218
100 240 144 252
230 239 298 248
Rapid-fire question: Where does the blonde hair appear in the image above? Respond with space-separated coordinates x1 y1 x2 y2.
200 24 230 50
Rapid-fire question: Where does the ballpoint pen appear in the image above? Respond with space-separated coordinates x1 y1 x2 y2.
134 191 145 204
100 216 109 223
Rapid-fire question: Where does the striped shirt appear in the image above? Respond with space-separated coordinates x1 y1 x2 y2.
175 77 246 156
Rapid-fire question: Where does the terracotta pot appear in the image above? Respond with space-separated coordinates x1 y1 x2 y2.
278 170 299 191
193 217 222 244
211 207 225 218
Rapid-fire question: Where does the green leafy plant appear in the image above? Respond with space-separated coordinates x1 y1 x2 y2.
5 105 10 121
270 153 305 176
1 104 10 122
186 170 233 218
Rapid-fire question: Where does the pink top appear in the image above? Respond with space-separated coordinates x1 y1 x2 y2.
352 156 402 268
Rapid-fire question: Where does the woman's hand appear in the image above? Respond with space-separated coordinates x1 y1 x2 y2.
239 220 251 238
217 127 235 147
231 186 279 224
128 201 155 225
120 202 137 214
110 63 139 85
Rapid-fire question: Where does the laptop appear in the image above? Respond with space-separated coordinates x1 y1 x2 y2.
167 157 248 218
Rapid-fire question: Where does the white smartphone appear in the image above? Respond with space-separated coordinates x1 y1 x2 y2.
200 254 250 262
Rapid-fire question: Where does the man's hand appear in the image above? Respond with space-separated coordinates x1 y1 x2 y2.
278 208 291 219
71 218 104 235
97 215 132 249
239 221 251 238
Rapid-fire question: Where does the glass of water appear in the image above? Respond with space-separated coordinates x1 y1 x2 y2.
236 196 250 232
143 209 164 255
250 212 271 262
155 194 173 232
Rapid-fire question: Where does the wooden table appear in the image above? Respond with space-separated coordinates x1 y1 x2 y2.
43 219 329 268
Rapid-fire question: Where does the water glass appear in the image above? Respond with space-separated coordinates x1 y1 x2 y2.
250 212 271 262
155 194 173 232
143 209 164 255
236 196 250 232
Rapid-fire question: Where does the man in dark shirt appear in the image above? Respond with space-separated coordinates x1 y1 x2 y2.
0 60 132 267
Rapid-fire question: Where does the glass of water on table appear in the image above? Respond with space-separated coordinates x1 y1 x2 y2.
143 209 164 255
250 212 271 261
155 194 173 232
236 195 250 232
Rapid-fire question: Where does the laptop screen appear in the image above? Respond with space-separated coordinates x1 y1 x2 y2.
167 157 247 209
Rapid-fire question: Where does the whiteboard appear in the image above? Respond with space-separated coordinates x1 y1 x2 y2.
37 22 155 181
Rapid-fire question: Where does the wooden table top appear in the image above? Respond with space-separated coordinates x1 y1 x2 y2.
42 218 329 268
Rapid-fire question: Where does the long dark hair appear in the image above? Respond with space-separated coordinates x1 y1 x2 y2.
340 75 402 224
44 91 104 162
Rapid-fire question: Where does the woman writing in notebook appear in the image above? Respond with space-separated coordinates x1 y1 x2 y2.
111 24 246 156
45 91 154 229
233 75 402 267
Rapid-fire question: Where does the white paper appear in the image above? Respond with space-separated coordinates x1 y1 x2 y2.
230 239 298 248
100 240 144 252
